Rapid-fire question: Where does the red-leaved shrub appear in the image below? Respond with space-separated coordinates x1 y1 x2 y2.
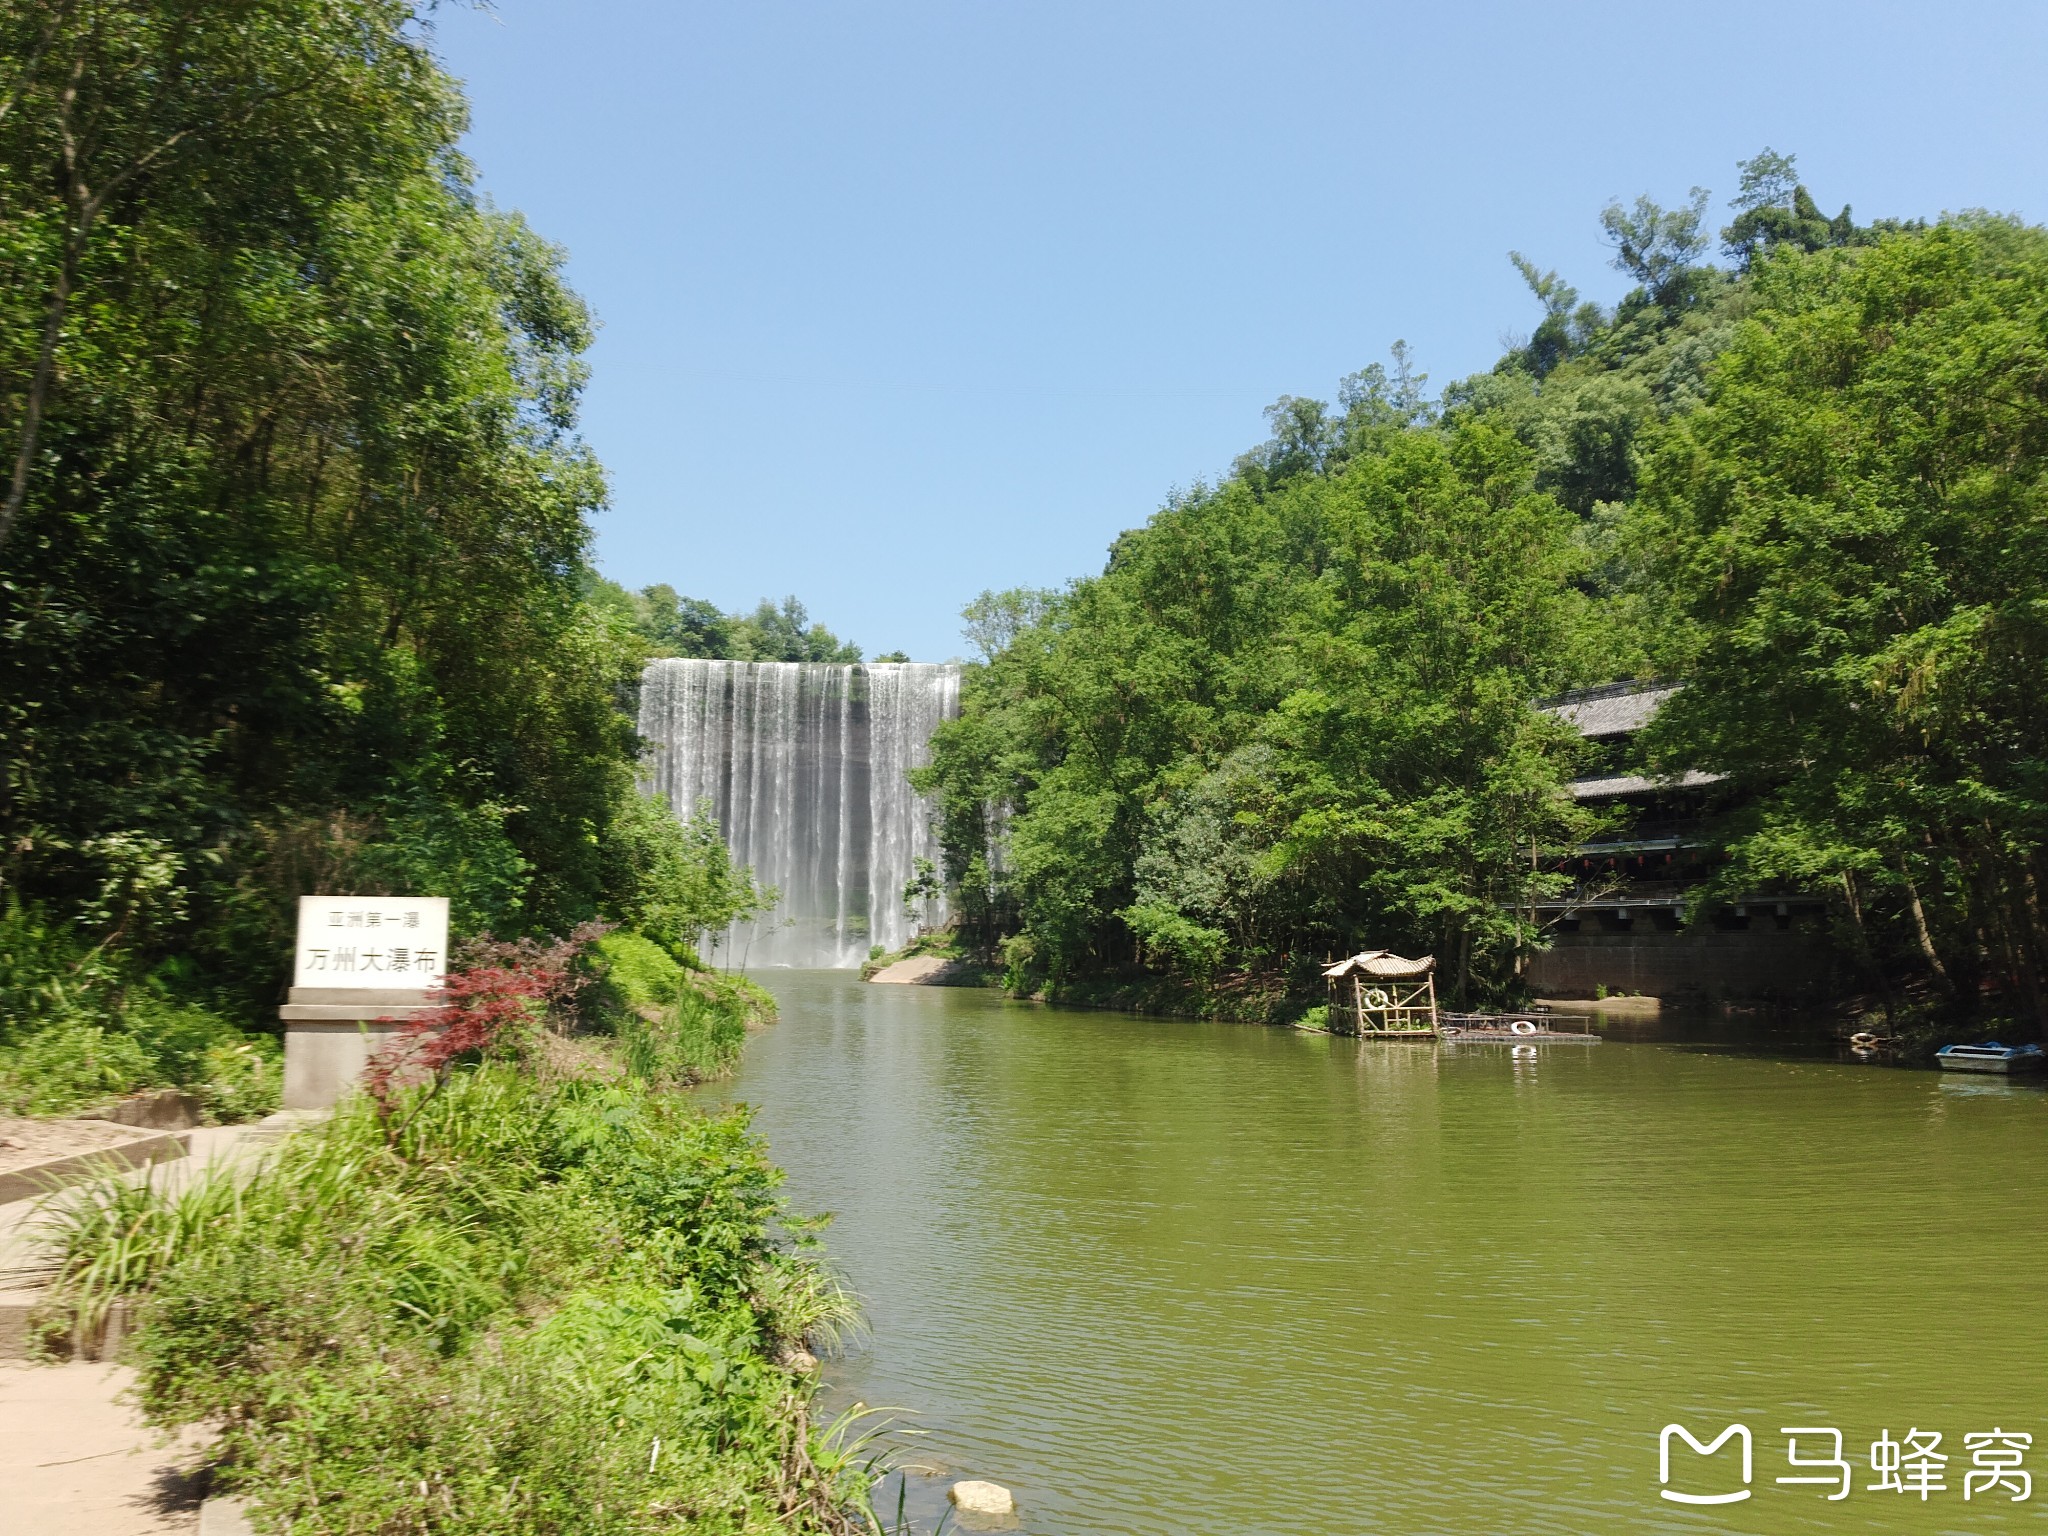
362 922 609 1121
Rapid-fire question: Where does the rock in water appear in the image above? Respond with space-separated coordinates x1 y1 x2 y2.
948 1480 1016 1515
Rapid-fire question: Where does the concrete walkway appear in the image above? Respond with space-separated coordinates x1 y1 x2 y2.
0 1361 208 1534
1 1121 287 1287
0 1118 304 1533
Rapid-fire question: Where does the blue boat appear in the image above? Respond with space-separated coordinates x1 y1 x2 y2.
1936 1041 2047 1075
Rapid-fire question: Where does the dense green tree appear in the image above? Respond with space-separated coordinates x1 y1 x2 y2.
960 587 1056 663
0 1 727 1016
920 419 1602 1007
730 595 862 663
1720 148 1872 269
926 157 2048 1027
1471 190 1758 528
624 582 738 658
585 575 864 664
1632 218 2048 1024
0 0 455 554
598 793 774 960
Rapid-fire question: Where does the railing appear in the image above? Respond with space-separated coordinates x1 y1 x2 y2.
1575 817 1715 848
1532 880 1696 912
1438 1011 1599 1039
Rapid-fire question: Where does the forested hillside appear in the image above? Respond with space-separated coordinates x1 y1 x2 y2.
0 1 757 1112
585 577 867 663
922 157 2048 1027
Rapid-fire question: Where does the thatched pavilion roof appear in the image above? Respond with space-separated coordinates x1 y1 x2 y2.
1322 950 1435 980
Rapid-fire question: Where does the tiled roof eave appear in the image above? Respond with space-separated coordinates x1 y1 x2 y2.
1539 683 1681 739
1568 769 1726 801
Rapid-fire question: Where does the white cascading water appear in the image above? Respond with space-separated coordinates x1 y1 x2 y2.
637 659 961 967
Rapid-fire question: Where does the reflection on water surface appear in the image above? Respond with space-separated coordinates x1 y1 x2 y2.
715 974 2048 1535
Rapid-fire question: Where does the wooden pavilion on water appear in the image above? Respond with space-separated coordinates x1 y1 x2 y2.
1323 950 1439 1036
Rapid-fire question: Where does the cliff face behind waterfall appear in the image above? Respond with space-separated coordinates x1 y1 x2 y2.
638 660 961 966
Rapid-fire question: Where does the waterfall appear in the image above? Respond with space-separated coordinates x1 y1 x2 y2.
638 659 962 967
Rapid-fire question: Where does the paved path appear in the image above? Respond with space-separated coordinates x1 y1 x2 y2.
1 1123 279 1283
0 1119 298 1532
0 1361 207 1534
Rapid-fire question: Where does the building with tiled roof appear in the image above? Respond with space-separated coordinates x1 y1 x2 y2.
1523 683 1835 1002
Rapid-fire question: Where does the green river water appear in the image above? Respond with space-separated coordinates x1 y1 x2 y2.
721 973 2047 1535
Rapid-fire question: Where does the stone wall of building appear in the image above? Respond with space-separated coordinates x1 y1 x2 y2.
1526 925 1843 1001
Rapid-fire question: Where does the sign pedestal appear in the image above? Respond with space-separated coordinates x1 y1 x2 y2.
280 897 450 1109
280 988 437 1110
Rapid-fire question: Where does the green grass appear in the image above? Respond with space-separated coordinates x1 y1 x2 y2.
0 901 282 1120
593 929 690 1009
0 998 282 1121
36 1060 872 1533
588 930 757 1088
617 988 750 1089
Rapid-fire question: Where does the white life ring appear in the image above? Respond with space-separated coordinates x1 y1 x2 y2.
1362 987 1391 1009
1510 1019 1539 1036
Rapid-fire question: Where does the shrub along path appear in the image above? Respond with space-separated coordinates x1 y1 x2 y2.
5 941 849 1531
1 1126 276 1293
0 1119 322 1533
25 1075 865 1530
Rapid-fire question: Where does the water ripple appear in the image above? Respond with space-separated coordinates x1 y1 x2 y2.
720 976 2048 1535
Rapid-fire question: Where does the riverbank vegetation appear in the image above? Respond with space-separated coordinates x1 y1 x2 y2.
923 158 2048 1031
0 9 852 1518
1632 220 2048 1029
34 941 871 1533
0 1 768 1114
858 928 997 988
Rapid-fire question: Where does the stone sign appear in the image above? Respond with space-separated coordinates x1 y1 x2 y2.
292 895 449 990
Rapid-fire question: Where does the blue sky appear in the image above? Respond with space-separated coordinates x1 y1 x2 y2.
433 1 2048 662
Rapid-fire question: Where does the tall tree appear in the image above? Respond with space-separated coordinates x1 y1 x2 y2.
0 0 446 552
920 419 1600 1005
1720 147 1866 268
0 0 661 995
1600 187 1714 312
1634 219 2048 1021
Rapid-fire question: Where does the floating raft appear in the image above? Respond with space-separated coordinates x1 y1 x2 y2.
1319 949 1605 1041
1436 1012 1600 1042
